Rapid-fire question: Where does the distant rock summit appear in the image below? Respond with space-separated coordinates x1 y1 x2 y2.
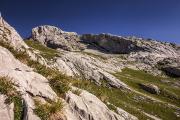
31 25 85 51
0 17 180 120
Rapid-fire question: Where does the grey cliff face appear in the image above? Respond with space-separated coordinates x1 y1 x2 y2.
81 33 140 54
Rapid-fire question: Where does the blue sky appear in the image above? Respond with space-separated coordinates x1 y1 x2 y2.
0 0 180 44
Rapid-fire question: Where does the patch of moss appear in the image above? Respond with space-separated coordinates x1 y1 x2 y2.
25 39 60 60
71 89 82 96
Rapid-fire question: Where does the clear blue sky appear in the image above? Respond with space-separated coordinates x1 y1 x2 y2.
0 0 180 44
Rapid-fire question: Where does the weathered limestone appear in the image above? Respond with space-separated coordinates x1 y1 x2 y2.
64 89 131 120
53 52 129 89
31 25 85 51
0 46 57 120
0 94 14 120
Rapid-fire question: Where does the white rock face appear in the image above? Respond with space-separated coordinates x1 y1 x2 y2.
0 46 57 100
0 46 57 120
52 52 129 89
0 94 14 120
31 25 85 51
64 89 130 120
0 17 28 50
0 17 47 66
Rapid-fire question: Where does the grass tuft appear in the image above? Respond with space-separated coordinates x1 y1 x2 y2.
0 76 23 120
71 89 82 96
34 99 63 120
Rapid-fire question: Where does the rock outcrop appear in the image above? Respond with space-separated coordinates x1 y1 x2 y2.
31 25 85 51
81 33 140 54
0 46 57 120
0 17 28 50
0 46 57 100
53 52 129 89
0 17 47 65
157 57 180 77
162 67 180 77
64 88 137 120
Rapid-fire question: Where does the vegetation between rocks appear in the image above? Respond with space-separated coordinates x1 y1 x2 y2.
0 40 71 97
72 78 179 120
0 41 69 119
34 99 63 120
114 68 180 107
0 76 23 120
25 39 60 60
71 89 82 96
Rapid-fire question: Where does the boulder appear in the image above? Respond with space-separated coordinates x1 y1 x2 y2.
139 83 160 94
31 25 85 51
52 52 129 90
